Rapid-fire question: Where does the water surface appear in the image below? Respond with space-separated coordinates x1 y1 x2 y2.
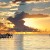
0 34 50 50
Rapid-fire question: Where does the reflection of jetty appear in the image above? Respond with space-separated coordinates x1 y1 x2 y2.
0 33 13 38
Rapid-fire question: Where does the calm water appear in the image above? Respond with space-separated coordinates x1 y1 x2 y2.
0 34 50 50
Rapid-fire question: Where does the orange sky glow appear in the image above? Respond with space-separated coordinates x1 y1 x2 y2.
23 16 50 31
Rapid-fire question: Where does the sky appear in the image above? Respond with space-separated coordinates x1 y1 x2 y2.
0 0 50 31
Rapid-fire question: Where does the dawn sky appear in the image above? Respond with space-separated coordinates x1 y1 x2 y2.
0 0 50 31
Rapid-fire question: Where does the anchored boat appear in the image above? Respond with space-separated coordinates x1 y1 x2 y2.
0 33 13 38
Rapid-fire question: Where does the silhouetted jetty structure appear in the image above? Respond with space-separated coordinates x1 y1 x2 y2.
0 33 13 39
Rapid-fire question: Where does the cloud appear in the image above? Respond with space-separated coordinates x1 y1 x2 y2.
0 11 15 16
0 5 12 8
32 8 44 11
0 1 50 14
9 1 20 6
7 12 39 32
45 7 50 9
10 8 18 11
0 1 19 8
0 2 11 8
1 0 49 9
0 2 7 5
12 0 50 3
32 7 50 12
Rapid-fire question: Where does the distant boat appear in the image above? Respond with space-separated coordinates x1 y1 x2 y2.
0 33 13 38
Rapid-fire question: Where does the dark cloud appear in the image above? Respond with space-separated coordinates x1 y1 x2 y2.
7 0 49 32
7 12 39 32
12 0 34 3
14 12 48 18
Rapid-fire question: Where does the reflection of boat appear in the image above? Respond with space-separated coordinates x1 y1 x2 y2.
0 33 13 38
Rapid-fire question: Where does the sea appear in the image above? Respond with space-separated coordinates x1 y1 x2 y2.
0 34 50 50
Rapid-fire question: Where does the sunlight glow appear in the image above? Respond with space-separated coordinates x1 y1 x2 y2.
4 20 15 28
23 17 50 31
